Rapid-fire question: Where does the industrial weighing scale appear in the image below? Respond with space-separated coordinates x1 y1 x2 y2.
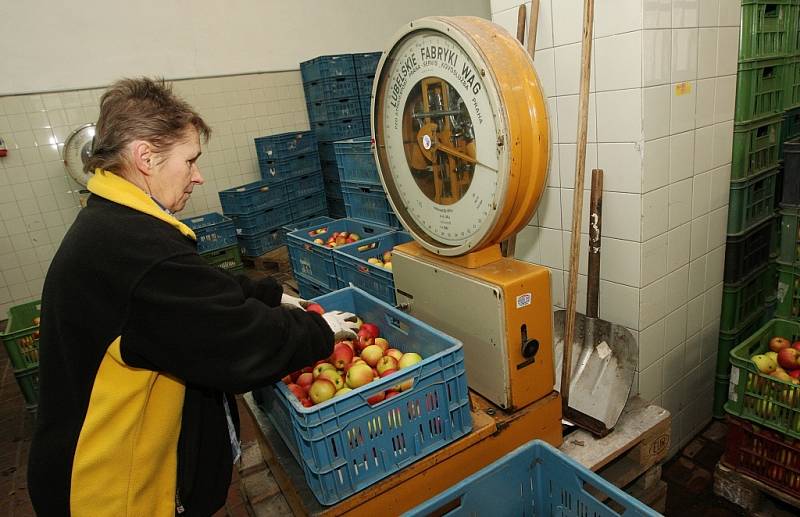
248 16 566 515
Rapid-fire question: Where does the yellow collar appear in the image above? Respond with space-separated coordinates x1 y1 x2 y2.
87 169 196 241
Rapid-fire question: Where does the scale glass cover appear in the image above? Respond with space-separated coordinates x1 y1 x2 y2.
63 123 96 187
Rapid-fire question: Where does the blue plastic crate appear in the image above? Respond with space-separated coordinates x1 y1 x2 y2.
181 212 238 253
291 192 328 221
286 219 392 289
359 96 371 119
334 231 413 305
306 97 362 123
334 136 380 185
286 172 325 200
406 440 658 517
353 52 382 76
313 117 367 143
259 287 470 507
230 202 293 237
259 152 321 183
328 196 347 218
304 76 360 103
324 176 343 199
361 116 371 136
295 274 332 300
356 75 375 97
254 131 317 162
322 161 340 180
238 227 285 257
218 180 288 215
342 182 401 228
300 54 356 83
281 215 335 234
318 142 337 162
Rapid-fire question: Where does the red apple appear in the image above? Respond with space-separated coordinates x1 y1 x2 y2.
300 398 313 407
385 389 400 399
777 348 800 371
770 336 791 352
361 344 384 367
338 339 355 351
361 322 380 339
334 387 352 398
313 362 336 378
793 341 800 352
385 348 403 362
281 374 292 385
296 372 314 388
345 363 374 388
379 368 398 378
398 352 423 369
301 366 313 374
287 383 305 400
367 391 386 405
376 355 398 375
790 369 800 379
374 337 390 351
305 303 325 315
309 378 336 404
330 342 354 369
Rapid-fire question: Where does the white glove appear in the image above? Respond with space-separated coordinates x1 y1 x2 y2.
322 311 360 340
280 293 308 310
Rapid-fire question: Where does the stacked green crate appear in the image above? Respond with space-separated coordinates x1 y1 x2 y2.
714 0 799 418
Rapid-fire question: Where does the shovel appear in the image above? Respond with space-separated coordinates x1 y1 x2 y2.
554 169 637 436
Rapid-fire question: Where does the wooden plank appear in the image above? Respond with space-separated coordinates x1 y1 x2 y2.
560 396 671 472
242 245 292 273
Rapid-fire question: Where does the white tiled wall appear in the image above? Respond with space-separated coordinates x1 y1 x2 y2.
0 71 309 316
492 0 739 454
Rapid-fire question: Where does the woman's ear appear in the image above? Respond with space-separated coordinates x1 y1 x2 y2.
131 140 154 176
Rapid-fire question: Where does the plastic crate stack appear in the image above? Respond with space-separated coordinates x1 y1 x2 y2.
0 301 41 413
301 54 374 218
714 0 800 418
353 52 381 133
181 212 243 272
335 136 402 229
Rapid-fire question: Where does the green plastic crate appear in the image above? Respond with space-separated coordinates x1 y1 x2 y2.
782 107 800 158
721 264 771 332
728 167 780 234
732 116 783 181
714 308 767 418
785 55 800 109
725 318 800 439
15 367 39 412
736 58 787 123
776 261 800 317
779 206 800 266
740 1 796 62
200 244 243 271
1 300 41 371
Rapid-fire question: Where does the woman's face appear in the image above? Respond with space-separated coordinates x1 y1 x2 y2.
148 127 204 213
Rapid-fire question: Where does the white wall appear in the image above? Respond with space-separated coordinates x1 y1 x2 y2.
0 0 490 95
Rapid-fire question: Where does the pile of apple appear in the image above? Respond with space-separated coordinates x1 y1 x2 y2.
312 231 360 249
751 336 800 384
282 314 422 407
367 250 393 271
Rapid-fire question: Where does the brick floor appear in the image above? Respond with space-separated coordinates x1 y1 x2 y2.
0 347 260 516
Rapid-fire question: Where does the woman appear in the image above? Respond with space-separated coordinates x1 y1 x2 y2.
27 77 351 516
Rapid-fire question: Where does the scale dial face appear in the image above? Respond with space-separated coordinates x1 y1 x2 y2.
372 17 550 256
63 123 96 187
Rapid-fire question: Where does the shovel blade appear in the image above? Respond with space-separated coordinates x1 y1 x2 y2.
553 310 637 430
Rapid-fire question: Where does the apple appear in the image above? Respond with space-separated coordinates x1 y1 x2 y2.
300 398 313 407
281 374 292 385
296 372 314 388
330 342 354 369
313 238 324 245
361 344 384 367
790 369 800 379
398 378 414 391
361 322 380 339
356 328 374 351
318 369 345 390
380 368 397 378
346 363 374 388
398 352 423 369
305 303 325 315
374 337 390 351
349 233 360 241
301 366 313 374
309 379 336 404
334 387 352 398
384 262 392 271
367 391 385 405
766 351 779 362
385 348 403 362
752 354 778 374
770 336 791 352
382 251 392 263
313 362 336 378
793 341 800 352
368 257 383 266
338 339 355 351
385 389 400 399
771 370 794 383
336 235 347 246
778 348 800 370
287 383 305 399
376 355 398 375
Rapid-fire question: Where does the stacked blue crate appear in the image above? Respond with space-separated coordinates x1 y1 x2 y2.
218 179 292 257
335 136 401 228
353 52 381 132
301 54 372 217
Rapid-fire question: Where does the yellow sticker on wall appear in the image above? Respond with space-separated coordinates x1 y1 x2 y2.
675 82 692 96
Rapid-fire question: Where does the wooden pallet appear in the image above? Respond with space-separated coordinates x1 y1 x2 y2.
714 461 800 515
242 245 291 273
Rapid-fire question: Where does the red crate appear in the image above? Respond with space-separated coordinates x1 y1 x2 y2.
722 415 800 496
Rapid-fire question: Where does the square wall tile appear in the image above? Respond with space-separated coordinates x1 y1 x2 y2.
596 143 642 194
666 264 690 313
595 32 642 92
599 280 641 329
594 0 642 36
672 29 699 83
703 283 724 326
702 320 721 361
690 214 710 259
644 0 671 29
643 30 672 86
670 130 695 183
643 137 670 193
717 27 740 76
685 331 703 369
714 75 736 123
667 222 691 273
639 359 664 401
694 125 715 174
688 257 707 299
552 0 582 46
643 187 669 241
705 244 726 290
538 187 563 229
666 305 688 352
600 237 642 287
551 268 566 308
557 94 598 143
534 48 556 98
558 143 598 189
602 192 642 241
663 341 686 389
673 0 699 27
718 0 741 27
555 43 596 97
699 0 720 26
642 233 669 286
596 89 642 143
560 189 591 235
490 5 523 38
640 318 666 371
707 206 728 250
514 225 542 264
712 121 734 168
671 82 697 134
539 227 564 269
687 294 705 337
697 28 718 79
709 165 731 210
490 1 523 13
641 275 668 328
692 171 711 217
644 85 671 140
534 0 554 50
669 178 693 230
547 142 560 187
